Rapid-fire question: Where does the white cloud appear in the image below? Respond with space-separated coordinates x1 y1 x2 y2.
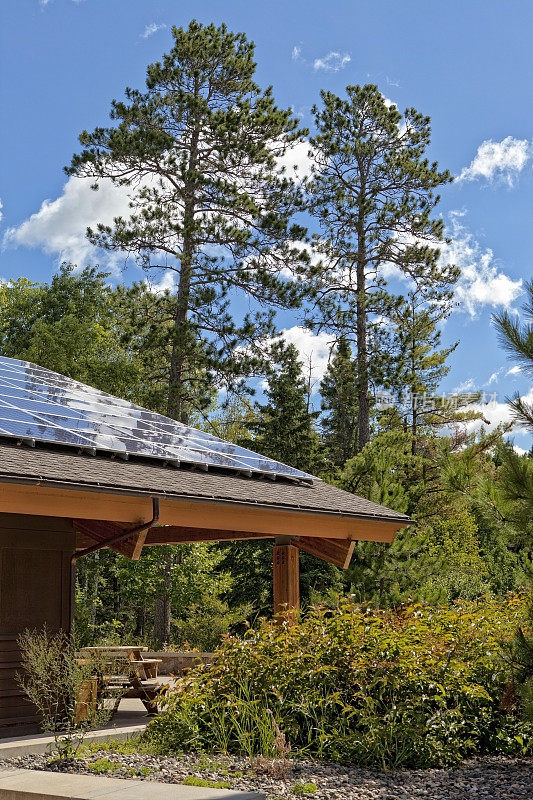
0 198 3 224
458 136 532 186
464 387 533 436
514 445 528 456
267 326 334 390
292 46 351 73
40 0 86 5
453 378 476 394
145 270 176 294
442 212 523 316
3 176 132 270
277 139 314 181
507 365 522 375
381 94 397 109
141 22 166 39
313 51 351 72
486 370 501 386
455 252 522 315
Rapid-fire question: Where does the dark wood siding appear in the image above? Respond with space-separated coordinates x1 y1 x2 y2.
0 514 74 737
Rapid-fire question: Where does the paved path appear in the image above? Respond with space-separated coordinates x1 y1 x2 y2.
0 768 264 800
0 700 150 758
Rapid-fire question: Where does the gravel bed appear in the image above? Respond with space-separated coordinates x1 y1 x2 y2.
1 751 531 799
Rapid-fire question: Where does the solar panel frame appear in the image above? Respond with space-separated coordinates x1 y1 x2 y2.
0 356 314 483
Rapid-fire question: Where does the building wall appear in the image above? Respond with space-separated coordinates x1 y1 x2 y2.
0 514 74 737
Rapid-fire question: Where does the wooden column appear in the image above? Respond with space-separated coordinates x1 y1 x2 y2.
272 538 300 620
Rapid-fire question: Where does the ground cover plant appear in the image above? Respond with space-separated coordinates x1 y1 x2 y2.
145 596 533 768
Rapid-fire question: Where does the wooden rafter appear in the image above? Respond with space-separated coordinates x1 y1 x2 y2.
73 520 357 570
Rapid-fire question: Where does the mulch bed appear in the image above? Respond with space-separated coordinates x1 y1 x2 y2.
1 751 531 799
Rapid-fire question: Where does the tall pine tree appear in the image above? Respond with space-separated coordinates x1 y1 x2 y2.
385 288 458 444
494 281 533 710
67 21 308 423
221 341 340 616
305 85 458 449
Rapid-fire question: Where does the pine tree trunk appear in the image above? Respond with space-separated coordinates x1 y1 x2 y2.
153 595 171 646
410 300 418 455
356 226 370 449
168 261 193 423
167 82 201 424
90 552 99 635
153 553 173 646
134 605 145 639
112 574 120 617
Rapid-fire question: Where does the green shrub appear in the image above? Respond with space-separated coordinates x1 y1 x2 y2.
144 595 533 768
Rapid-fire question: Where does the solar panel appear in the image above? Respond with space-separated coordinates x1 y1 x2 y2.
0 356 314 483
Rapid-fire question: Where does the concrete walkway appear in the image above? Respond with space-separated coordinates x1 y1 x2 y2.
0 769 265 800
0 700 150 759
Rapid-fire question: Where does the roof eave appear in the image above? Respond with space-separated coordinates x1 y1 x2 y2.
0 473 413 527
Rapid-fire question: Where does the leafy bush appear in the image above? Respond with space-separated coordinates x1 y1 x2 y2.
144 595 533 767
17 628 119 759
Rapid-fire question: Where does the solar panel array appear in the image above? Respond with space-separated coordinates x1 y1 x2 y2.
0 356 314 483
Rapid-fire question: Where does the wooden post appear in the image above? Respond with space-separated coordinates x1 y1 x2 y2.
272 538 300 621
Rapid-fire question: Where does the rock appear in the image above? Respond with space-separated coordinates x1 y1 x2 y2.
0 752 531 799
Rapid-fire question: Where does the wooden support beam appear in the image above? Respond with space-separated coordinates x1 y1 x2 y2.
74 524 274 554
292 536 355 569
273 543 300 620
130 529 148 561
73 519 147 560
144 526 273 546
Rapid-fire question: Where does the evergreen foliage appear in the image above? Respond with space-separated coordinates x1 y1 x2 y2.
67 20 308 423
306 85 458 449
220 342 341 617
493 280 533 714
247 340 323 475
320 337 358 467
384 289 459 439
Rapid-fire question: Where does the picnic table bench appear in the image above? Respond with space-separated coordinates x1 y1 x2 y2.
77 646 163 715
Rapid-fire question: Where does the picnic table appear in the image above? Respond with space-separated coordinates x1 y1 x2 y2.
78 646 163 714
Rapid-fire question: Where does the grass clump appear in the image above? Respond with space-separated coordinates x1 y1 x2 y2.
124 766 152 777
17 628 121 760
87 758 151 778
292 782 317 796
83 736 156 756
193 756 230 775
88 758 120 775
182 776 231 789
144 595 533 768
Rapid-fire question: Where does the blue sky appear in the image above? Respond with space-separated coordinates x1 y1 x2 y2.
0 0 531 449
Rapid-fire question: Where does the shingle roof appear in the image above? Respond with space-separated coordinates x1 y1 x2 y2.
0 441 411 524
